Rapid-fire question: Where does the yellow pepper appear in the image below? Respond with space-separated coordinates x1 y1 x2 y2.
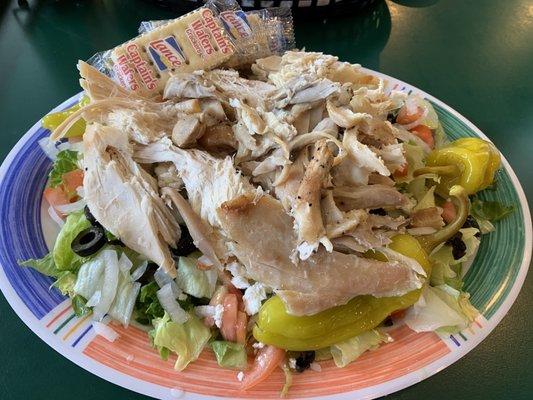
253 235 431 351
415 137 500 195
416 185 469 253
42 96 90 138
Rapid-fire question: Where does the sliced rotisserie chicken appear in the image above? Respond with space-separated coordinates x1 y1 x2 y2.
83 124 180 276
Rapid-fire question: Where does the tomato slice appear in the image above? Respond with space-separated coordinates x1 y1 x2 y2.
62 169 84 197
43 187 69 215
394 162 409 178
241 345 286 390
235 311 247 344
221 293 238 342
397 105 424 125
410 125 434 149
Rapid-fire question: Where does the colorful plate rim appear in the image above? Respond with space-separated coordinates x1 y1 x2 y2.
0 68 531 400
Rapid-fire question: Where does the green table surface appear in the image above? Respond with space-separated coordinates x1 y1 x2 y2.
0 0 531 399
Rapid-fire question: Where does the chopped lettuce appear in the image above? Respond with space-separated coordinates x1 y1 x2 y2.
419 99 439 130
151 312 211 371
471 198 514 222
175 256 217 299
314 347 333 361
458 228 481 264
430 261 463 290
330 330 390 368
413 185 437 211
48 149 80 187
19 252 60 277
135 281 165 325
73 249 139 325
73 255 106 299
108 269 141 326
53 210 92 271
404 285 478 333
401 142 426 183
475 217 495 234
72 295 91 317
53 271 77 296
433 123 450 149
210 341 248 370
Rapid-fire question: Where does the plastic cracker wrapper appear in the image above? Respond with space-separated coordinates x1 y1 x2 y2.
87 0 241 97
138 7 295 68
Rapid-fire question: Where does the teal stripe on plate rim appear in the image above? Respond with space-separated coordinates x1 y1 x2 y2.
432 102 525 319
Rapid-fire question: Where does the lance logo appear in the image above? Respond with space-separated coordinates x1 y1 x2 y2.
220 10 252 40
148 36 186 72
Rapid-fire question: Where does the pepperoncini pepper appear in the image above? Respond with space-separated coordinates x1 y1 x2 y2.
416 184 469 253
252 235 431 351
414 137 500 195
42 96 90 138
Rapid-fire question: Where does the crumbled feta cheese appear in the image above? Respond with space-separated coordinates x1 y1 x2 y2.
309 362 321 372
252 342 265 350
226 260 250 289
288 358 297 369
237 371 245 382
194 305 215 318
194 304 224 328
231 276 251 289
243 283 268 315
213 304 224 328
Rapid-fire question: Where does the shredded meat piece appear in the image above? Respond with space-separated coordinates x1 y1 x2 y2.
293 139 334 259
410 207 445 229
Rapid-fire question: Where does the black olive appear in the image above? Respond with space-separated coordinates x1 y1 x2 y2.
71 225 107 257
295 351 315 373
369 208 387 216
170 224 197 257
382 316 394 327
84 205 99 226
462 215 481 238
446 232 467 260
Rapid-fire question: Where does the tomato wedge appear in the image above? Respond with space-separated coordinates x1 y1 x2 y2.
62 169 84 197
221 293 238 342
410 125 434 149
241 345 286 390
235 311 247 344
43 186 69 215
394 162 409 178
397 105 424 125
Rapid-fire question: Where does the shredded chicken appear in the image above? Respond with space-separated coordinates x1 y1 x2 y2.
410 207 445 229
217 194 423 315
71 50 435 316
293 140 334 259
83 124 179 276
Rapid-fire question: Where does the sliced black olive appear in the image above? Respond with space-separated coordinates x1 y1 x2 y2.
370 208 387 216
170 224 197 257
295 351 315 373
71 225 107 257
84 205 99 226
446 232 467 260
462 215 481 238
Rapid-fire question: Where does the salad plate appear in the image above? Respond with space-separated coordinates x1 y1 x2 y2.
0 68 530 400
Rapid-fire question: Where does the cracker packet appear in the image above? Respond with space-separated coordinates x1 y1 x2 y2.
138 6 295 68
87 0 246 97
